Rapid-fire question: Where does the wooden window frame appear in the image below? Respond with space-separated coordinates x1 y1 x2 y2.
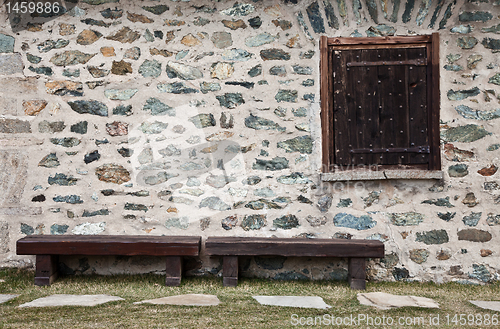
320 34 441 180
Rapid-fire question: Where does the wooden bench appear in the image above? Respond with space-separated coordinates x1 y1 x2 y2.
205 237 384 290
16 235 201 286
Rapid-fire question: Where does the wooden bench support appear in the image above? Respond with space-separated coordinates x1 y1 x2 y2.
17 235 201 286
222 256 238 287
206 237 384 290
35 255 58 286
165 256 182 286
348 258 366 290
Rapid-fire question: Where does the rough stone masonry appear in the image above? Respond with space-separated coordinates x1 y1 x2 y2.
0 0 499 284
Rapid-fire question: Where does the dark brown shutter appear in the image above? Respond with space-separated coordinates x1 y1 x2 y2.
332 47 430 166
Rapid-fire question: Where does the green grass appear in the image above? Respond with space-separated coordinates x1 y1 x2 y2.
0 268 499 328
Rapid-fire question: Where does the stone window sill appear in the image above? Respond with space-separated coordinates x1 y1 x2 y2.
321 170 443 181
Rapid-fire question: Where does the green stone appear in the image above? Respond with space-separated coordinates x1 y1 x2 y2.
253 157 289 170
68 100 107 116
248 64 262 77
482 38 500 52
482 24 500 34
139 121 168 134
50 137 81 147
245 199 282 210
334 213 376 230
139 60 161 78
241 214 266 230
143 97 175 116
457 36 478 49
38 153 60 168
275 89 298 103
50 50 96 66
459 11 493 22
277 172 312 184
488 73 500 85
70 121 88 134
468 264 492 283
48 173 78 186
158 82 198 94
449 164 468 177
113 105 132 116
199 196 231 211
277 136 313 154
440 124 491 143
26 53 41 64
409 249 429 264
124 203 148 212
0 33 14 53
189 114 215 128
388 212 424 226
416 230 449 244
245 114 285 132
142 5 168 15
421 196 454 207
273 214 299 229
463 212 481 226
337 198 352 208
260 48 290 61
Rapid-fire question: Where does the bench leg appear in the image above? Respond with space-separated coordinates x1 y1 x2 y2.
222 256 238 287
348 258 366 290
35 255 58 286
165 256 182 286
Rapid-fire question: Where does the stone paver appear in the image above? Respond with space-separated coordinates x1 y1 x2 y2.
357 292 439 310
134 294 220 306
470 300 500 312
0 294 18 304
252 296 331 309
18 294 124 308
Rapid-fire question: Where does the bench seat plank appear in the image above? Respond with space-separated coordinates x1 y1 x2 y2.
17 235 201 256
205 237 384 258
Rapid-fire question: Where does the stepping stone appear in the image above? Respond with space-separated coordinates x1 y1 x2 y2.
18 294 123 308
470 300 500 312
0 294 18 304
134 294 220 306
252 296 331 309
357 292 439 310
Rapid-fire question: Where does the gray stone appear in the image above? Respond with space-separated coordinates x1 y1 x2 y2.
166 62 203 80
124 47 141 60
422 197 454 207
253 188 275 198
297 12 314 41
253 296 330 309
441 125 491 143
50 138 80 147
70 121 87 135
143 98 175 116
357 292 439 310
269 65 287 76
221 215 238 230
139 121 168 134
447 87 480 101
0 222 8 252
410 249 429 264
444 64 463 71
487 144 500 151
277 172 312 184
165 217 189 230
81 18 110 27
124 203 148 212
487 213 500 226
82 209 109 217
28 66 53 76
50 51 95 66
95 164 131 184
245 114 285 132
38 121 65 134
260 49 290 61
199 197 231 211
274 271 309 280
481 38 500 52
0 34 15 53
53 195 83 204
253 157 289 171
248 64 262 77
455 105 500 120
48 173 77 186
306 1 325 33
220 3 254 16
158 82 198 94
0 295 17 304
144 172 177 185
68 100 108 117
482 24 500 34
277 136 313 154
100 8 122 19
241 214 266 230
293 65 313 75
275 89 298 102
451 25 473 34
189 114 215 128
459 11 492 22
104 89 138 101
363 191 380 208
245 33 275 47
448 164 468 177
38 153 60 168
200 82 221 94
317 195 332 212
273 214 299 229
38 39 69 53
142 5 168 15
211 32 233 49
84 150 100 164
388 212 424 226
27 54 42 64
248 17 262 29
0 53 23 75
243 176 261 185
366 24 396 36
72 222 106 235
489 73 500 86
334 213 376 230
138 60 161 78
135 294 219 306
206 175 235 188
19 294 122 307
457 36 478 49
469 264 492 283
245 199 282 210
222 48 252 61
437 212 456 221
463 212 481 226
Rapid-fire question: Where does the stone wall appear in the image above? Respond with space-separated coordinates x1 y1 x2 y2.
0 0 499 284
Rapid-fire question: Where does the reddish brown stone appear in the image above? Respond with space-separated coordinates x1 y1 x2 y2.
127 11 154 23
481 249 493 257
436 249 451 260
181 34 200 46
106 121 128 136
77 29 102 45
95 164 131 184
150 48 173 57
59 23 75 36
400 231 409 239
23 100 47 116
478 165 498 176
222 19 247 30
100 47 115 57
462 192 479 207
165 31 175 44
443 143 474 162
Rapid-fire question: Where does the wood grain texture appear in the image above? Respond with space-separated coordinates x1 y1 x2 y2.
165 256 182 286
17 235 201 256
206 237 384 258
223 256 238 287
34 255 58 286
